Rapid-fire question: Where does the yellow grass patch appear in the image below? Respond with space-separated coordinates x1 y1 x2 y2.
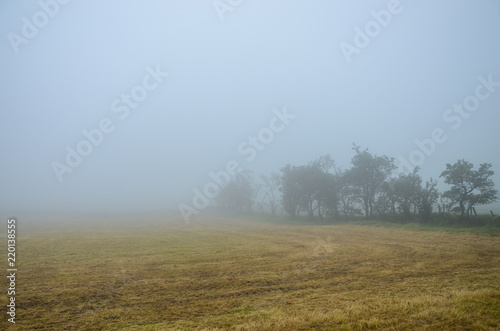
2 217 499 330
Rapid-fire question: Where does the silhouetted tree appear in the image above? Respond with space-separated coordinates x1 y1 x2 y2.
376 168 439 221
309 155 338 220
440 160 498 218
347 145 396 219
280 155 339 220
417 178 439 221
392 168 422 218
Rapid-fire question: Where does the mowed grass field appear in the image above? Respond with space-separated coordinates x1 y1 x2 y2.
2 216 500 330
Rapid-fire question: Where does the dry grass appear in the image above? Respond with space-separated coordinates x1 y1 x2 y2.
2 216 500 330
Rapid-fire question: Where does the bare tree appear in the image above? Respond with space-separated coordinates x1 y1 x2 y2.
260 172 281 216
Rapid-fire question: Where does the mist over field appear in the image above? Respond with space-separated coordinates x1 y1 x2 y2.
2 2 500 329
1 0 500 222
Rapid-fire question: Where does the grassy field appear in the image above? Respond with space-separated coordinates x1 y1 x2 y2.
2 216 500 330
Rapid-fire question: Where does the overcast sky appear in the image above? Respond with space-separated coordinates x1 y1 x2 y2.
1 0 499 220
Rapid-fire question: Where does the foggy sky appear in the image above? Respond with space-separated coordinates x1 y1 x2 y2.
1 0 500 219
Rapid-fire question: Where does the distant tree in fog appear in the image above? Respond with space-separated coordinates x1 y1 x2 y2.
217 172 254 213
337 168 362 216
310 155 339 220
375 168 438 221
440 160 498 218
390 168 422 218
279 164 311 218
280 155 339 220
417 178 439 221
346 145 396 219
260 172 281 216
276 147 497 224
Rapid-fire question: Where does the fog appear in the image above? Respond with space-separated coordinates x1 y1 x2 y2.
1 0 500 221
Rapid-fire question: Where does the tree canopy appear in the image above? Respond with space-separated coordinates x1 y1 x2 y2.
213 146 497 224
440 160 498 218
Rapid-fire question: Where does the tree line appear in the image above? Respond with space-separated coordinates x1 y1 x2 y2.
216 145 498 225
